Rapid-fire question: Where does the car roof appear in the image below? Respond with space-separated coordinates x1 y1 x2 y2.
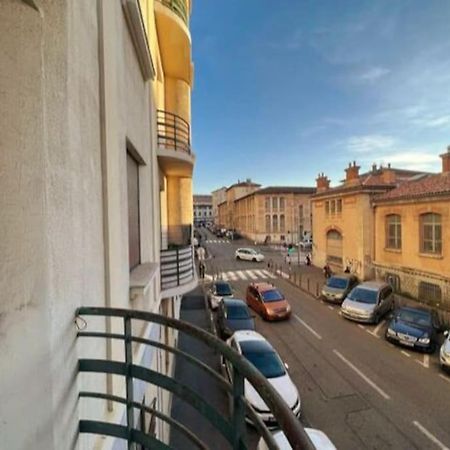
251 282 276 292
240 339 274 354
397 306 432 315
214 280 231 287
330 273 355 280
356 281 388 291
237 247 255 251
232 330 265 343
223 298 247 307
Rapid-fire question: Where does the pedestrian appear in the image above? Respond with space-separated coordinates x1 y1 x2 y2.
344 265 350 273
197 245 206 261
305 253 311 266
323 263 332 278
199 262 206 279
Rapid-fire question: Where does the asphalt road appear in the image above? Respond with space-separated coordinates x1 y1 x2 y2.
199 228 450 450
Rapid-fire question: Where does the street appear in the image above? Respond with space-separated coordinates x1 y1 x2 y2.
199 228 450 450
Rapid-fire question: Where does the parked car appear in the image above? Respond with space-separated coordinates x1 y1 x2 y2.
257 429 337 450
235 248 265 262
298 238 313 250
341 281 394 324
208 280 234 310
246 282 291 321
321 274 358 304
385 306 438 353
217 299 255 339
440 330 450 371
223 330 301 426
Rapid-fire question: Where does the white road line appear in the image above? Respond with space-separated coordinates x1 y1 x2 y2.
294 315 322 340
220 272 228 281
365 329 381 339
226 271 238 281
236 270 248 280
253 270 268 279
415 354 430 368
261 269 277 279
246 270 258 280
400 350 411 358
412 421 450 450
327 305 334 310
368 320 385 337
357 324 366 330
333 350 391 400
439 374 450 385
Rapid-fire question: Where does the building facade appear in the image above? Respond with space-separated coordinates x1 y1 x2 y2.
373 149 450 310
193 194 213 225
234 187 315 244
312 163 426 280
0 1 195 449
211 186 227 225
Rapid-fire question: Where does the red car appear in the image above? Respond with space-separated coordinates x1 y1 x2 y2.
245 282 291 321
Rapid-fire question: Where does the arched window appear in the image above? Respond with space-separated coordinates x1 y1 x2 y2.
420 213 442 254
280 214 285 232
265 215 271 233
326 229 343 265
272 215 278 232
385 214 402 249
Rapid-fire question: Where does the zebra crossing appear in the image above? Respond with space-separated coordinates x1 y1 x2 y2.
205 239 231 244
212 269 277 281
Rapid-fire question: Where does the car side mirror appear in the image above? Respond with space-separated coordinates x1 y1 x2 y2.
284 362 289 371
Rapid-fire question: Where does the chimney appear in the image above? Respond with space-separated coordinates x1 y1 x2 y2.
440 146 450 174
345 161 361 185
382 163 396 184
316 173 330 192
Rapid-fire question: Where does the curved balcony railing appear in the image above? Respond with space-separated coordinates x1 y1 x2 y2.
156 0 189 25
76 307 315 449
160 245 195 291
157 110 191 154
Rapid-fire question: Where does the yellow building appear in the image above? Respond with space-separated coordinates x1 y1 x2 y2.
234 187 315 244
373 149 450 309
312 163 425 279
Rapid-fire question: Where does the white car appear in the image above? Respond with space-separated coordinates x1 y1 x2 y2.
440 330 450 371
223 330 300 426
235 248 265 262
257 429 337 450
208 280 234 310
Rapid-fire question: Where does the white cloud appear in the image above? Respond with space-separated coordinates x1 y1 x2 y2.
413 115 450 129
357 66 390 83
346 135 396 153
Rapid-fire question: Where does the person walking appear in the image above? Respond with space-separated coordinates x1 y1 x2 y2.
199 261 206 279
323 263 332 278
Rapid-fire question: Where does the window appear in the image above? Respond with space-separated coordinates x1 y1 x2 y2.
325 201 330 214
386 214 402 249
272 197 278 210
280 214 285 232
385 273 400 292
272 215 278 232
265 215 271 232
265 196 270 211
127 151 140 270
419 282 442 304
279 197 285 211
336 199 342 213
420 213 442 254
299 205 304 223
330 200 336 214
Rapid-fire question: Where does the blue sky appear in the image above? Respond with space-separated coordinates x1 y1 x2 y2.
191 0 450 193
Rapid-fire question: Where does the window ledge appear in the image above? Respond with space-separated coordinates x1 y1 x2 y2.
418 253 443 260
130 262 159 301
384 248 402 253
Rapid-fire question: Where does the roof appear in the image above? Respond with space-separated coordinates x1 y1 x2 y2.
253 282 276 292
397 306 432 315
374 173 450 203
232 330 264 343
357 281 388 290
226 180 261 191
312 184 395 199
222 298 247 307
255 186 316 195
193 194 212 205
239 339 274 354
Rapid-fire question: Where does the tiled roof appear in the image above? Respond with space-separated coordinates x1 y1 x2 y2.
193 195 212 204
255 186 316 195
374 173 450 202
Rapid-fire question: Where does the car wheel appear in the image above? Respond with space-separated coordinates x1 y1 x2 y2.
253 258 257 262
236 255 240 260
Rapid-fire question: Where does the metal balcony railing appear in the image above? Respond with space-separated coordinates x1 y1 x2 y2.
76 307 315 449
160 245 195 291
156 0 189 25
157 110 191 154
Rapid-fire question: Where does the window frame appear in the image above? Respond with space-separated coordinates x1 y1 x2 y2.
127 150 141 271
420 213 442 255
385 214 402 250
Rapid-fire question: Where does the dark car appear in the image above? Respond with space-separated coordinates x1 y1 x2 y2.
216 299 255 339
385 306 438 352
321 274 358 304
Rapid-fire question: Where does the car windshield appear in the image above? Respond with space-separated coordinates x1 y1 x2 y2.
247 249 257 254
397 309 432 327
240 341 285 378
261 289 284 302
347 287 377 304
215 283 232 296
327 277 348 289
226 304 250 320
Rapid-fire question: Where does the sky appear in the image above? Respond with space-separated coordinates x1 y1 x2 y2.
190 0 450 194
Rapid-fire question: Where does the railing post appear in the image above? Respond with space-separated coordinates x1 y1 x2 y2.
176 249 180 285
232 367 246 450
124 315 135 450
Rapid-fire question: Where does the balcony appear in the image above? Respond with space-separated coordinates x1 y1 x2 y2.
157 110 195 176
76 307 315 449
156 0 189 26
160 245 195 295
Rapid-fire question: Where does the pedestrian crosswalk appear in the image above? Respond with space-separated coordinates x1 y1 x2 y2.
212 269 277 281
205 239 231 244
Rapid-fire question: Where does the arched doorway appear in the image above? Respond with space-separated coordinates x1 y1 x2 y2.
326 229 343 268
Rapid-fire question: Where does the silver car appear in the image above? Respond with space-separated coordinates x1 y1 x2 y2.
440 330 450 371
341 281 394 324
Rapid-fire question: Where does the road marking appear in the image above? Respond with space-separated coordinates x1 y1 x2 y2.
439 374 450 385
327 305 334 310
412 421 450 450
367 320 385 338
246 270 258 280
253 269 268 279
294 315 322 340
333 350 391 400
261 269 277 279
400 350 411 358
226 271 238 281
365 329 381 339
415 354 430 369
357 324 366 330
236 270 248 280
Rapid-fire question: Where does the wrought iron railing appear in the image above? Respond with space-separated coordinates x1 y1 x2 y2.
76 307 315 449
157 110 191 154
156 0 189 25
160 245 195 291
